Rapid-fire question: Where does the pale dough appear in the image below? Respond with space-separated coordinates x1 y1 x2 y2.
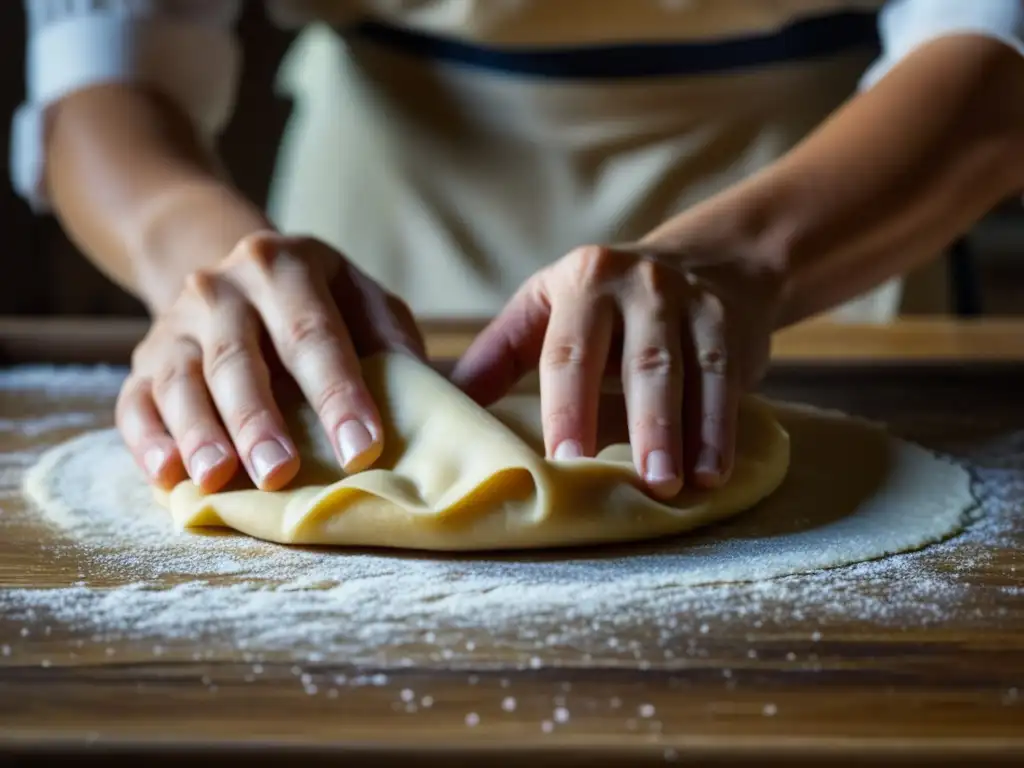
155 352 791 551
23 358 976 582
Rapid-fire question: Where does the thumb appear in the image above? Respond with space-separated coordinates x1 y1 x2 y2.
451 283 550 406
381 292 428 361
334 262 426 360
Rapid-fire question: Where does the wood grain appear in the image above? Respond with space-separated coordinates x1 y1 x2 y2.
3 316 1024 367
1 322 1023 765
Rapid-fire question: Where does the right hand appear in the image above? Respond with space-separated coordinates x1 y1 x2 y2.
116 232 424 493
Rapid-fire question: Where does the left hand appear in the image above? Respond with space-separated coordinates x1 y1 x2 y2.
451 242 784 498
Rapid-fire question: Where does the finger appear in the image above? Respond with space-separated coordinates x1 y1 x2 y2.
230 239 384 474
335 262 427 360
188 272 301 491
381 290 427 360
450 279 550 406
620 282 684 499
689 293 740 489
148 337 240 493
115 375 186 489
540 293 615 460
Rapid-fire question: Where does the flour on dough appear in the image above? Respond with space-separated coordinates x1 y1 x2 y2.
152 353 790 550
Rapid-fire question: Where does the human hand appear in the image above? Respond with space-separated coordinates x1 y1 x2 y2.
117 232 424 493
452 243 784 498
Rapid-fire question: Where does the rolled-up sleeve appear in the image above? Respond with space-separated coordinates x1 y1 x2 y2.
12 0 243 211
861 0 1024 90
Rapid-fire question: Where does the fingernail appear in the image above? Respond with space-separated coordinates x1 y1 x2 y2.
553 440 583 461
250 440 292 483
644 449 677 485
337 420 374 470
143 446 170 478
189 444 228 482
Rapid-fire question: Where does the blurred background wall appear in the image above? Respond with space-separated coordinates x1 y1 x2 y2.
0 3 1021 317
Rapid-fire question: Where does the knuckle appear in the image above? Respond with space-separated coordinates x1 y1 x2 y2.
541 338 587 371
565 244 618 285
229 231 283 273
629 411 675 434
692 293 730 360
697 292 726 324
627 345 678 378
543 402 581 433
281 313 337 362
518 273 551 312
224 404 270 440
633 258 663 291
183 269 225 307
630 261 676 313
202 337 252 379
698 347 729 375
151 356 203 399
229 232 326 284
312 378 363 419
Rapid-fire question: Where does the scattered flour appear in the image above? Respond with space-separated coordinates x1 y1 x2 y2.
0 364 127 396
0 365 1021 667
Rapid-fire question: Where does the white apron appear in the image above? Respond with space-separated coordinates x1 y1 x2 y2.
266 3 948 321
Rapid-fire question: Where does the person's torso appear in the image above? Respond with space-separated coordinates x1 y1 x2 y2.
268 0 890 317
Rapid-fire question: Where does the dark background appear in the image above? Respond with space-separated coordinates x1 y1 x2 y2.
1 3 1022 317
0 2 295 316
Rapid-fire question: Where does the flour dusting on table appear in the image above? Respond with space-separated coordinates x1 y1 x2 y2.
0 365 1021 668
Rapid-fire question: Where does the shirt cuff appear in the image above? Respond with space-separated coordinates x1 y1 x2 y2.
861 0 1024 90
13 14 241 211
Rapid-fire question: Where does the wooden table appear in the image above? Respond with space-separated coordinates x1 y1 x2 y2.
1 317 1023 767
4 316 1024 365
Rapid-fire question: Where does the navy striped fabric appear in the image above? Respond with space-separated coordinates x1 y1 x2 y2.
348 10 880 79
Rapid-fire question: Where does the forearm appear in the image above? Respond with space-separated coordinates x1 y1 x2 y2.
646 34 1024 326
47 84 270 314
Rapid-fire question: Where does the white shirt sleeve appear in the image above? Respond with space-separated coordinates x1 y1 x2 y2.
862 0 1024 90
12 0 244 211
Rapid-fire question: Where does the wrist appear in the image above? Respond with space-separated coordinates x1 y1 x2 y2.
640 185 796 324
132 181 273 315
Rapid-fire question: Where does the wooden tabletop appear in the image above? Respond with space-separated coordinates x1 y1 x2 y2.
2 315 1024 365
1 318 1024 766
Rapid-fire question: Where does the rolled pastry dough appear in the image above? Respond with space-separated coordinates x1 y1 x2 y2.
156 353 790 550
